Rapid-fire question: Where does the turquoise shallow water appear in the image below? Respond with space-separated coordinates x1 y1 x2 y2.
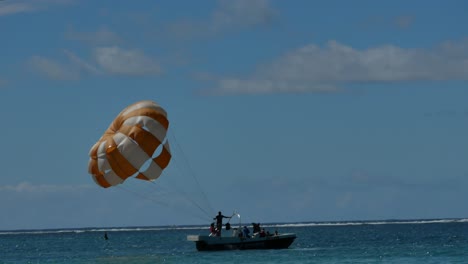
1 219 468 263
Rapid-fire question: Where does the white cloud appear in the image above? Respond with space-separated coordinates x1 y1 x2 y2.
0 182 93 193
29 55 79 80
255 40 468 82
206 79 340 95
29 46 162 79
0 2 34 16
63 49 101 75
204 39 468 95
211 0 276 31
28 50 100 80
167 0 276 38
360 15 414 31
0 0 73 16
394 15 413 29
94 46 162 76
65 26 121 46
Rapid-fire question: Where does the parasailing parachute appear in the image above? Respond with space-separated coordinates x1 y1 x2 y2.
88 100 171 188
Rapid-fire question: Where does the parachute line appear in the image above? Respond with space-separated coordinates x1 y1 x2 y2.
116 183 211 222
148 180 212 219
168 129 215 215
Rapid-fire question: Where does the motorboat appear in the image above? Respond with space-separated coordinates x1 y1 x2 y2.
187 213 296 251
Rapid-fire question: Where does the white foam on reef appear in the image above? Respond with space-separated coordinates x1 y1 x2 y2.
1 218 467 235
265 218 468 228
0 225 206 235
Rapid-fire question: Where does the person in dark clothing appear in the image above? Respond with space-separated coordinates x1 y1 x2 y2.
243 226 251 238
252 223 261 233
213 211 231 236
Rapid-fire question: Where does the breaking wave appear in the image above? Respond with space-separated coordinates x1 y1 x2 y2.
1 218 467 235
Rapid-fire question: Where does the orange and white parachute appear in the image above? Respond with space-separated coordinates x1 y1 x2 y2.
88 100 171 188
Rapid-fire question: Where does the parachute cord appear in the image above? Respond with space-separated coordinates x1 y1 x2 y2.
116 184 210 223
159 159 214 221
164 158 213 220
133 176 212 221
116 184 169 207
148 180 212 220
169 129 215 215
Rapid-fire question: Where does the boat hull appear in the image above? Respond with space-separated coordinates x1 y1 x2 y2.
187 233 296 251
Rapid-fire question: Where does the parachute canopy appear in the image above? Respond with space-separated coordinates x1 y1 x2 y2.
88 100 171 188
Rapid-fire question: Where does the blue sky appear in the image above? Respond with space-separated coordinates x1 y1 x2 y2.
1 0 468 230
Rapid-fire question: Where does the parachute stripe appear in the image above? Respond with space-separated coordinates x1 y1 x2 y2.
102 170 125 186
106 138 138 179
88 141 100 159
135 173 150 181
96 141 110 170
154 142 171 169
113 132 153 170
109 133 155 183
93 174 111 188
123 108 169 130
118 125 161 157
141 160 163 180
123 116 167 143
89 158 117 188
88 158 100 176
122 100 167 117
89 149 115 188
88 100 171 188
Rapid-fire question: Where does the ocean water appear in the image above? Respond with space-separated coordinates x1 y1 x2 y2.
1 219 468 263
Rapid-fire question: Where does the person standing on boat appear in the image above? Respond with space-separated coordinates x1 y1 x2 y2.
213 211 231 236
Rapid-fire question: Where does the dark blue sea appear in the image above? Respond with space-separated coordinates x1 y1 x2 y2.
1 219 467 263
